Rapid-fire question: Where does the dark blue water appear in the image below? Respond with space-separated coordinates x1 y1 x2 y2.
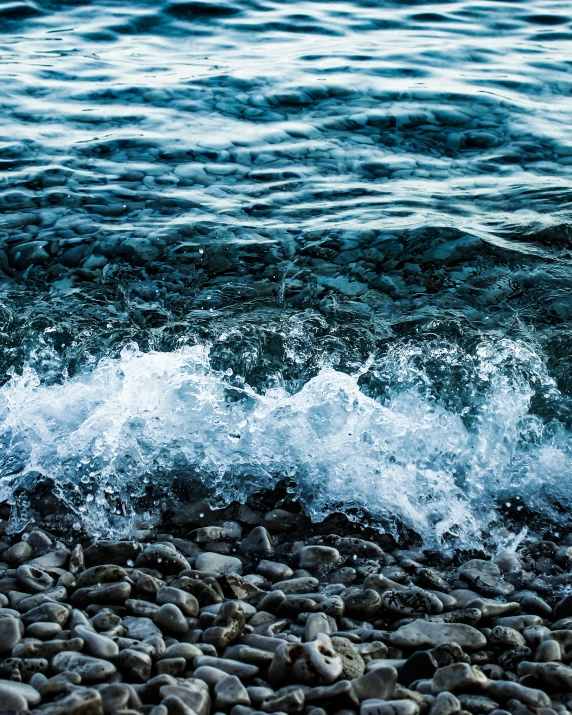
1 0 572 546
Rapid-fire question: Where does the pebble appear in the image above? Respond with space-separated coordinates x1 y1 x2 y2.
52 651 117 682
391 619 487 649
215 674 251 709
195 552 243 575
268 633 342 685
0 617 22 653
432 663 489 693
73 624 119 658
299 546 341 569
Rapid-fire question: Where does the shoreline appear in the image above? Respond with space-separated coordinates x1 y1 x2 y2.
0 499 572 714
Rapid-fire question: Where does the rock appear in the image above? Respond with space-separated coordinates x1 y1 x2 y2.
488 626 525 649
72 582 132 606
496 645 532 670
343 589 382 619
0 680 41 707
268 633 343 686
431 663 489 693
306 680 359 709
52 652 117 682
535 639 561 662
123 616 162 640
16 564 54 593
0 616 23 652
69 544 85 575
76 565 127 588
457 561 514 597
518 661 572 690
391 620 487 650
73 625 119 658
261 687 305 713
335 538 385 559
299 546 341 569
161 643 202 660
156 586 199 617
352 666 397 702
33 687 103 714
399 651 438 687
239 526 273 556
258 560 294 582
331 636 366 679
27 621 62 640
22 602 70 625
160 694 197 715
272 577 319 594
193 655 259 679
486 680 550 708
160 681 210 715
154 603 189 635
553 594 572 622
0 684 28 712
156 657 187 676
202 600 245 649
305 613 332 641
381 589 443 616
430 692 461 715
195 552 243 575
520 594 552 617
3 542 33 566
215 675 251 709
117 648 152 682
84 540 144 566
99 683 130 714
361 699 420 715
135 543 190 575
457 695 499 714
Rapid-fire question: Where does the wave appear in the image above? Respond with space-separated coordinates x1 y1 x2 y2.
1 335 570 547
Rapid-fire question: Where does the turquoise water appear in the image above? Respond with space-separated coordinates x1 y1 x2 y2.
0 0 571 545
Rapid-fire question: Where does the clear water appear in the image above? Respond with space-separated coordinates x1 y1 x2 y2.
1 0 572 546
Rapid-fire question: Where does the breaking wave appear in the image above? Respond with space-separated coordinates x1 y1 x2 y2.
1 335 570 547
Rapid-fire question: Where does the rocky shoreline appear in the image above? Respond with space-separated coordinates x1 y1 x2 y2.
1 502 572 715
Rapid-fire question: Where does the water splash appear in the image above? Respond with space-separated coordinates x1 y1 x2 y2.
0 335 570 546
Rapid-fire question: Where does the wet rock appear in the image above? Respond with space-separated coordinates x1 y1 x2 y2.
553 595 572 622
72 581 132 606
268 633 343 686
488 626 525 649
0 680 41 707
305 612 332 641
84 540 144 566
458 561 514 598
3 541 33 566
391 620 487 650
99 683 130 714
193 655 259 678
299 546 341 569
258 560 294 582
457 695 499 715
486 680 550 708
239 526 274 556
195 552 243 575
343 589 382 619
135 543 191 574
76 565 127 588
157 657 187 676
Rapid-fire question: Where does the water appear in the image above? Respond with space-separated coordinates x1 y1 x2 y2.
1 0 572 547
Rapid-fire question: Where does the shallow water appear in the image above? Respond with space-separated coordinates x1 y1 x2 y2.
1 0 572 546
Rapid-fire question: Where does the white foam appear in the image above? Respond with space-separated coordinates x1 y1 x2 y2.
0 337 570 545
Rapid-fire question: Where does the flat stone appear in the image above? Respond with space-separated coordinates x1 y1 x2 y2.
26 621 62 640
72 581 131 606
156 657 187 676
84 540 144 566
391 619 487 650
123 616 162 640
258 561 294 582
193 655 259 678
361 699 420 715
432 663 488 693
52 652 116 682
76 565 127 588
518 661 572 690
299 546 341 569
195 552 243 575
486 680 550 707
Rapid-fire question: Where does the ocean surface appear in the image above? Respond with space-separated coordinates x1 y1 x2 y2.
1 0 572 547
